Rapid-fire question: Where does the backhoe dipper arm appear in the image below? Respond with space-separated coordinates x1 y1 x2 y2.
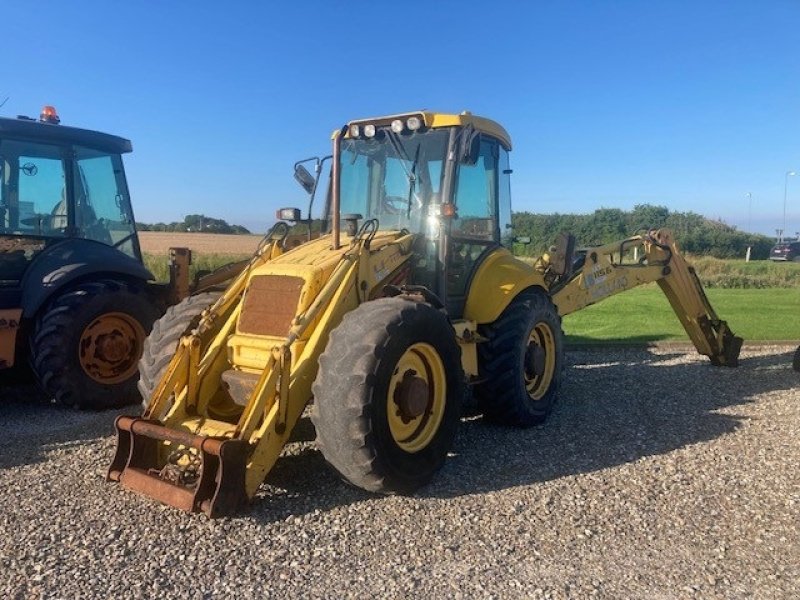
550 229 742 366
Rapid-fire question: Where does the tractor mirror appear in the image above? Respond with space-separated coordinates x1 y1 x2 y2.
276 207 301 222
294 164 317 195
459 128 481 165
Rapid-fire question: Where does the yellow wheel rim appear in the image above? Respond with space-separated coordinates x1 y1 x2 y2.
524 322 557 400
386 342 447 453
79 312 146 385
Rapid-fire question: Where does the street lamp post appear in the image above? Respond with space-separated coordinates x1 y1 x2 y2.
746 192 752 233
784 171 796 241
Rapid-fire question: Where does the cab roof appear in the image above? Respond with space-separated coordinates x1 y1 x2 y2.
341 110 512 150
0 116 132 154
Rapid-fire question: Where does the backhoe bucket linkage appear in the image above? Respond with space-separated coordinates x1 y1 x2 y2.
107 416 250 517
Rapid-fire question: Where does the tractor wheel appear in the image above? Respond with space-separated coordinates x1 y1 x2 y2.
137 291 222 409
312 297 463 494
475 289 564 427
31 279 159 410
793 346 800 372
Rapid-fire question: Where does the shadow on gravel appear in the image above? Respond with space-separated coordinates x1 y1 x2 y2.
425 347 799 499
241 347 798 523
0 373 123 471
2 348 796 521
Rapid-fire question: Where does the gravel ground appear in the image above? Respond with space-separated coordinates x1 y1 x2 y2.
1 345 798 599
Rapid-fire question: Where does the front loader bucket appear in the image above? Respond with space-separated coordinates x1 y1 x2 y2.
108 416 250 518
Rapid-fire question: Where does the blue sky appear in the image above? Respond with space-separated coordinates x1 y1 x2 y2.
3 1 798 236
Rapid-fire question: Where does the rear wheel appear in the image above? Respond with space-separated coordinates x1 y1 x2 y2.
475 289 564 426
793 346 800 372
312 297 463 494
31 279 159 409
137 291 222 409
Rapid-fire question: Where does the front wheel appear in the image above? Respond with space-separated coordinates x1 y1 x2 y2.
137 291 222 410
312 298 464 494
31 279 159 409
475 289 564 427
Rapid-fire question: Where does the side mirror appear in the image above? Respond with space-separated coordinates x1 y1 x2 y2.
459 130 481 165
294 164 317 195
276 207 301 222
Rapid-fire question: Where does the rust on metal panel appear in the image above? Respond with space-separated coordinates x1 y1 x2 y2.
108 416 251 516
238 275 304 336
121 468 197 512
0 308 22 368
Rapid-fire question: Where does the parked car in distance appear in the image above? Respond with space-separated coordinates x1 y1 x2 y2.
769 241 800 262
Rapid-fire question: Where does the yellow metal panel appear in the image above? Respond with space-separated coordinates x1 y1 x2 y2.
463 248 548 324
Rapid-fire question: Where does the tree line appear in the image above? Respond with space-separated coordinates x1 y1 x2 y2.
135 206 776 259
512 204 776 259
136 214 250 235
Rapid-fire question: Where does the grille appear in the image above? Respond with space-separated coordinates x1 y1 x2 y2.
238 275 304 337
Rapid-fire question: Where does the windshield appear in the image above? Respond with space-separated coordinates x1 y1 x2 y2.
337 128 450 233
0 137 137 258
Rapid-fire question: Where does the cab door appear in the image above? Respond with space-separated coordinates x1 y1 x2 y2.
445 136 511 316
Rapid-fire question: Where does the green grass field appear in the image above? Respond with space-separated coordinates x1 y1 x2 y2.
144 251 799 343
144 253 250 282
563 285 800 343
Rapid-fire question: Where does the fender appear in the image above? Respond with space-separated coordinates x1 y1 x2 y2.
20 238 154 318
463 247 548 324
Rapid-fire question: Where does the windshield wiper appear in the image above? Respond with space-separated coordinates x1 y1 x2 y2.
385 130 420 217
406 144 421 219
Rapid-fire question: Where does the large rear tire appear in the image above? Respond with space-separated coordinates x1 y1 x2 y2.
475 289 564 427
137 291 222 409
312 298 463 494
31 279 159 410
793 346 800 372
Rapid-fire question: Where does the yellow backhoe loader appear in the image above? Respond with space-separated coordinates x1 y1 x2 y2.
108 111 742 516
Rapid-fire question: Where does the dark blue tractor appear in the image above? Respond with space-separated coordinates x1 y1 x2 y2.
0 107 187 408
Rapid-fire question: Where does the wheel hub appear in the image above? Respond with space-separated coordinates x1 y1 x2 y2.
393 369 430 420
79 312 145 384
95 331 134 364
526 344 546 378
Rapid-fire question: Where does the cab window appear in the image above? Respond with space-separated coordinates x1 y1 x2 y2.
452 139 498 242
0 140 68 236
498 147 513 247
74 147 136 255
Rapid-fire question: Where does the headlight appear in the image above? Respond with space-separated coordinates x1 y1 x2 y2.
364 124 376 138
406 116 421 131
390 119 404 133
349 124 360 138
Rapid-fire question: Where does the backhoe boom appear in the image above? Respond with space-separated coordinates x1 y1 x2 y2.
550 229 742 366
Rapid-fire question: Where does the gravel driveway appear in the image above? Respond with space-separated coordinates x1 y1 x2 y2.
1 346 798 599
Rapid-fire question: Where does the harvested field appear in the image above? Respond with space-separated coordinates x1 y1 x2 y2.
138 231 263 256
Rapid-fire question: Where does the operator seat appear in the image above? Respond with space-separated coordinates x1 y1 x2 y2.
49 190 68 232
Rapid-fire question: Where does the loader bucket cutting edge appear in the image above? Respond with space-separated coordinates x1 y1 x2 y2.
107 416 250 517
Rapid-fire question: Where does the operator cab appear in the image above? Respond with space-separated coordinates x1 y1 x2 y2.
334 111 515 316
0 106 140 282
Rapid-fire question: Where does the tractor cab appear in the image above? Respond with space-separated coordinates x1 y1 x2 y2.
291 111 515 316
0 106 141 283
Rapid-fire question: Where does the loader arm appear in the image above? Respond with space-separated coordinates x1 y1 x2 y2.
550 229 742 367
108 228 417 516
